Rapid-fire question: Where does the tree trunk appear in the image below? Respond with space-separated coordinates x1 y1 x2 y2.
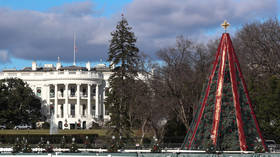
139 118 148 145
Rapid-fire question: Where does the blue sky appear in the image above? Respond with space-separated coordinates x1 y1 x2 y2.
0 0 132 16
0 0 279 70
0 0 132 70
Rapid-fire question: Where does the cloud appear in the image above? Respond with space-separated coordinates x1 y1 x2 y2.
0 1 115 62
49 0 95 17
0 0 277 63
126 0 277 52
0 50 10 63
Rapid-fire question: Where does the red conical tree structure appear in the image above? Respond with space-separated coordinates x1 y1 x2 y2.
182 26 266 151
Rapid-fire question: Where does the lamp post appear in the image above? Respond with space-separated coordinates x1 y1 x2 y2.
70 137 78 153
72 137 75 144
151 136 160 153
109 135 117 152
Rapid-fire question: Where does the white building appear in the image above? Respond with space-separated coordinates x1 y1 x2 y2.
0 60 112 129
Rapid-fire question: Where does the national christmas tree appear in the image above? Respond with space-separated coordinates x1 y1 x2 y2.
182 21 266 151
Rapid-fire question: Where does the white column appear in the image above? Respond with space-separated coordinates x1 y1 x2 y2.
54 84 58 118
103 88 106 117
76 84 81 118
87 84 91 116
47 85 50 105
95 84 99 118
64 83 68 119
46 84 51 117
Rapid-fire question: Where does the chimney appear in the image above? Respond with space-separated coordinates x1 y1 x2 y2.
56 62 61 70
32 61 37 71
86 61 91 71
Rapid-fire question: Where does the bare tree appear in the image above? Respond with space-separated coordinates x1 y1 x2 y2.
234 18 280 78
233 18 280 142
153 36 212 130
128 53 170 144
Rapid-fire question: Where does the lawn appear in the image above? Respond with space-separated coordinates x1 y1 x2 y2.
0 129 151 137
0 129 108 136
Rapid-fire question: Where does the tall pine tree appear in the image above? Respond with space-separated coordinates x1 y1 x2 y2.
106 15 139 149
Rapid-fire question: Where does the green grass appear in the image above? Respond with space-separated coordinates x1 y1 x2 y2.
0 129 108 136
0 129 152 139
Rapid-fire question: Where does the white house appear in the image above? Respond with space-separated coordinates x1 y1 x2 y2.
0 60 113 129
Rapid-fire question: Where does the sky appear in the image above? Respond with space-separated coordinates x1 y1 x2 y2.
0 0 279 70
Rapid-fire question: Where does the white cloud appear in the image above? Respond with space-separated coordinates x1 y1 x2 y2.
0 50 10 63
0 0 277 62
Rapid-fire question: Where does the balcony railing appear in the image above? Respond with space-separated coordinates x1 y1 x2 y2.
69 115 75 118
49 93 95 99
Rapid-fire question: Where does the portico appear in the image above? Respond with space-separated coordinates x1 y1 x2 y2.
47 82 102 129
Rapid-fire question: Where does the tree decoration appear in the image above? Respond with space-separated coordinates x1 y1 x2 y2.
84 136 92 149
22 138 32 153
182 23 266 151
12 137 23 153
37 137 45 149
151 136 161 153
254 138 265 153
45 140 53 153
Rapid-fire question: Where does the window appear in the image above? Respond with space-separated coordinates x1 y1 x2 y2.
70 87 76 97
71 104 75 117
58 121 62 129
92 88 96 96
82 121 86 129
82 104 86 116
60 88 64 97
60 105 63 118
50 89 55 98
82 87 87 96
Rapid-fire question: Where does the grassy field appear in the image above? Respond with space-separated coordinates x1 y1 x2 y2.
0 129 150 137
0 129 108 136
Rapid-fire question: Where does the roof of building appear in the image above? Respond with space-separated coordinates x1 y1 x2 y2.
60 65 87 71
2 65 111 72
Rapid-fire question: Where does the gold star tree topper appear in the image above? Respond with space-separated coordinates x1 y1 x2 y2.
221 20 230 32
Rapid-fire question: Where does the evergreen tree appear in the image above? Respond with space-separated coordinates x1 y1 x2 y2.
106 15 139 148
0 78 42 128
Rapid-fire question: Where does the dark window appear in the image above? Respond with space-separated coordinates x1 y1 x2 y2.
60 105 63 118
82 104 86 116
70 87 75 97
82 88 87 96
50 89 55 98
58 121 62 129
83 121 86 129
60 88 64 97
70 124 75 129
71 104 75 116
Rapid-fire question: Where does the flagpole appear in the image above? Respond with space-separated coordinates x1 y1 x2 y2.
73 32 76 66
